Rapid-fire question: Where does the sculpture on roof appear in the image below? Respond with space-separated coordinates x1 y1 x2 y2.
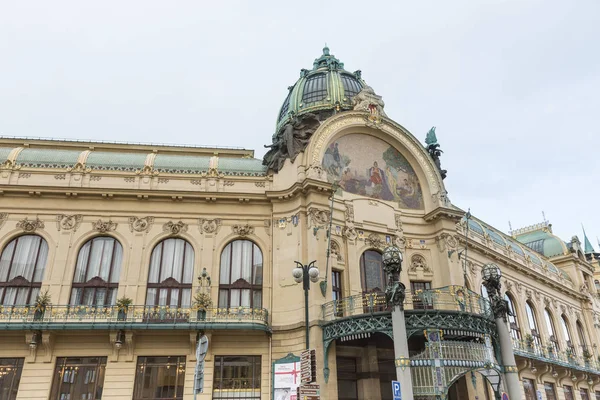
263 112 322 173
352 85 387 122
424 126 447 180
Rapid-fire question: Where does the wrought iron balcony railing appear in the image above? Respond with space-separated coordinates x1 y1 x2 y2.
512 339 600 374
322 285 493 321
0 304 269 329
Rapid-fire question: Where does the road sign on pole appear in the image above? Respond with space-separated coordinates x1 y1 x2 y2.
297 383 320 400
300 349 317 384
392 380 401 400
193 334 209 400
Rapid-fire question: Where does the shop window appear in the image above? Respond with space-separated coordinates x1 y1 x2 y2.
544 382 557 400
0 235 48 305
213 356 261 399
0 358 24 400
522 378 536 400
49 357 106 400
564 385 574 400
133 356 186 400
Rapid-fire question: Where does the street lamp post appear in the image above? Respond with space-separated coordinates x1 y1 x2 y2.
481 263 521 400
293 260 319 349
382 245 414 400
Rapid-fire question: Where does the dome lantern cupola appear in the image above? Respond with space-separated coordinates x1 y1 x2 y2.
276 46 366 131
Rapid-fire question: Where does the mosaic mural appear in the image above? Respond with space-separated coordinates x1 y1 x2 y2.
321 134 424 209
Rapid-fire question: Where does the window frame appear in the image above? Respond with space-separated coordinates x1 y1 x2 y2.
70 236 123 306
133 356 186 400
525 301 542 346
212 355 261 400
145 238 194 308
0 235 48 306
359 250 386 294
0 358 24 400
301 74 327 103
544 308 560 352
218 240 263 309
505 293 521 340
49 356 107 400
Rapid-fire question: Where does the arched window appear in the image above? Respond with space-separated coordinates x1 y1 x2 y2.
505 293 520 340
525 301 541 346
360 250 385 293
480 284 492 316
219 240 263 309
146 238 194 307
0 235 48 305
561 315 575 354
576 320 588 354
70 237 123 306
544 309 559 352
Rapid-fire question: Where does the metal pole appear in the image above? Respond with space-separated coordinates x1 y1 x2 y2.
304 266 310 349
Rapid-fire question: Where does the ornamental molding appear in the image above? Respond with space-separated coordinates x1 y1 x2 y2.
307 207 330 228
129 216 154 233
231 224 254 237
306 112 447 207
163 221 187 235
198 218 222 235
365 233 385 250
0 213 7 229
67 162 91 174
344 204 354 223
395 213 403 231
136 165 159 176
0 160 21 171
409 254 430 273
16 217 44 232
436 232 458 252
56 214 83 232
263 219 271 236
342 226 357 241
93 219 117 233
330 240 343 262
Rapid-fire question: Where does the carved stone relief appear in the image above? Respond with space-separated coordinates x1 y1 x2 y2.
343 226 357 241
394 213 402 231
129 217 154 233
17 217 45 232
365 233 385 250
56 214 83 232
330 241 343 262
93 219 117 233
0 213 8 230
232 224 254 237
163 221 187 235
307 207 330 228
344 204 354 223
408 254 430 273
198 219 222 235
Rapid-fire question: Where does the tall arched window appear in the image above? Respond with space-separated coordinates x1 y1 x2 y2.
360 250 385 293
576 320 588 354
70 237 123 306
0 235 48 305
219 240 263 309
544 309 559 352
561 315 574 354
480 285 492 316
505 293 520 340
146 238 194 307
525 301 541 346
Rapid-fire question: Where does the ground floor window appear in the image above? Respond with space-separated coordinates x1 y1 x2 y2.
213 356 261 399
564 385 574 400
133 356 186 400
0 358 23 400
544 382 557 400
50 357 106 400
522 378 536 400
581 388 591 400
336 357 358 400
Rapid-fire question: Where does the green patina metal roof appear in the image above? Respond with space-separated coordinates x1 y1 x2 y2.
275 46 366 132
154 154 211 173
218 157 266 176
515 229 568 257
16 148 81 168
0 147 13 161
86 151 147 171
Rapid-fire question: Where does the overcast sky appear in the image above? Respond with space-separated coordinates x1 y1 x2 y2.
0 1 598 247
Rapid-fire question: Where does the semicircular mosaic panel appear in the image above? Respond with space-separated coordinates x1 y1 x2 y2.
321 133 424 209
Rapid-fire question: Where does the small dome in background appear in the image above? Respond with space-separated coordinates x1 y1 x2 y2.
275 46 367 131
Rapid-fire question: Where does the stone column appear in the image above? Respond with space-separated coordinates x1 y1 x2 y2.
382 245 414 400
481 263 520 400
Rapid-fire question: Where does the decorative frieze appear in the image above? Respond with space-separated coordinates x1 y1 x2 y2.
129 217 154 233
198 219 221 235
163 221 187 235
56 214 83 232
365 233 385 249
232 224 254 237
93 219 117 233
16 217 44 232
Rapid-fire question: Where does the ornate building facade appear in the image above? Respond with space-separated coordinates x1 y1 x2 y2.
0 47 599 400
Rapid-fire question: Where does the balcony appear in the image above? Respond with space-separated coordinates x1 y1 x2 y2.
321 286 496 343
0 305 270 331
512 339 600 375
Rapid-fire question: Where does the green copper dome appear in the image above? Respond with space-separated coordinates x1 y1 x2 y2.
276 46 366 131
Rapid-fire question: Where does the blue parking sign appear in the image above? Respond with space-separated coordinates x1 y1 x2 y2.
392 380 401 400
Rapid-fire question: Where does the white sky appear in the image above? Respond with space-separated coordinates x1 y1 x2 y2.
0 1 598 247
